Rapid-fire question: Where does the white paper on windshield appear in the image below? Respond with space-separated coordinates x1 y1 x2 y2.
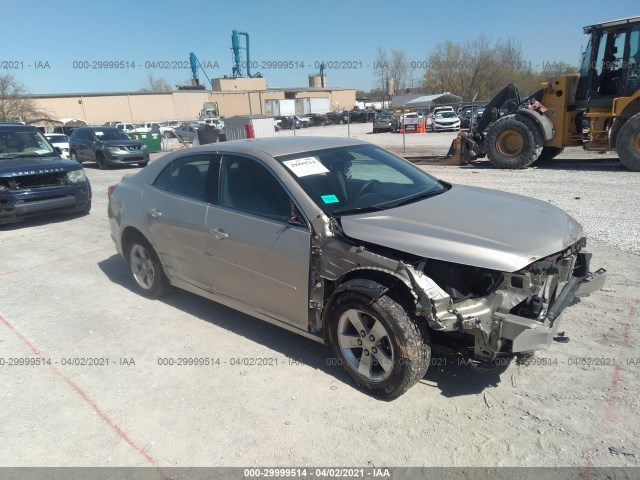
35 149 50 154
283 157 329 177
95 131 104 137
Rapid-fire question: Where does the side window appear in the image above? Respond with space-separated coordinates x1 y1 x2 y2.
152 154 214 202
219 155 291 222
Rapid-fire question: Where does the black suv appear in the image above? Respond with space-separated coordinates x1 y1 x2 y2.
0 124 91 225
274 116 302 130
69 127 149 169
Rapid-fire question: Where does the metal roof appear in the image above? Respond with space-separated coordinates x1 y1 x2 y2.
391 93 463 108
584 16 640 33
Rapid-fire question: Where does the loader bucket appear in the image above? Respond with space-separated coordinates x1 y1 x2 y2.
446 131 476 164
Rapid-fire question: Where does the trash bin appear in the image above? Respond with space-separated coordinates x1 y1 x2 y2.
195 126 221 145
130 131 162 153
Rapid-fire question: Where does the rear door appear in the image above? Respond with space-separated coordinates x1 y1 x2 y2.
142 153 218 290
203 154 311 329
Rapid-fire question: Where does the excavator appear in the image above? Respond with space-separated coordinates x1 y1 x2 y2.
449 16 640 171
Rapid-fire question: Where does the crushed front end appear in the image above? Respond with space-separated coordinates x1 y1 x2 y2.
406 239 606 363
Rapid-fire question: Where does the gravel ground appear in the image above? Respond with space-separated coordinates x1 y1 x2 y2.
0 141 638 470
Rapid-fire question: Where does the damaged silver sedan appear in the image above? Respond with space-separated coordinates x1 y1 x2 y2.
108 137 606 398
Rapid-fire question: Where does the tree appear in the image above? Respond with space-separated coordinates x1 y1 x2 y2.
421 36 579 101
0 74 45 122
389 49 411 92
140 72 172 92
373 47 389 100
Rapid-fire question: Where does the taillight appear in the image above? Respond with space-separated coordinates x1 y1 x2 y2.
107 184 117 200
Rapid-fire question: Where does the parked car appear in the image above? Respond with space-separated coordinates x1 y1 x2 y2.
172 123 202 143
68 126 149 169
431 106 455 118
432 111 461 131
108 136 605 398
0 124 91 224
307 113 329 126
115 123 137 133
273 119 282 131
349 110 375 123
459 106 485 129
325 112 348 125
135 122 163 133
274 116 301 129
372 114 399 133
53 126 77 136
295 116 312 128
470 107 486 130
44 133 70 158
199 117 225 130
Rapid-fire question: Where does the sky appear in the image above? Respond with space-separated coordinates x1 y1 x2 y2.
1 0 638 95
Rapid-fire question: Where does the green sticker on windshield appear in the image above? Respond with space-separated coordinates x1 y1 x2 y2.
321 194 340 204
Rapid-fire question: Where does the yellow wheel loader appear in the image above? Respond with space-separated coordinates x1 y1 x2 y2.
451 16 640 171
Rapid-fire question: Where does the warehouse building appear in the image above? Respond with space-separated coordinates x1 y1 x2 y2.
30 76 356 126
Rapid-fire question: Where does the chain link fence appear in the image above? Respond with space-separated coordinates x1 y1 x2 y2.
272 103 482 158
164 102 483 158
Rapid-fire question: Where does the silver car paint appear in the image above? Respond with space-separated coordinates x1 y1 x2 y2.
203 204 311 329
109 137 604 362
340 184 584 272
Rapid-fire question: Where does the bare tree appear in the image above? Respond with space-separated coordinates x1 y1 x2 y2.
389 49 410 92
373 47 389 103
422 36 557 101
0 74 45 122
140 72 172 92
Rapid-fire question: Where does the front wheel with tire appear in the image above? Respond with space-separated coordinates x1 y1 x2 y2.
616 113 640 171
328 292 430 398
96 152 108 170
138 161 148 168
485 114 543 169
70 151 82 164
126 235 170 299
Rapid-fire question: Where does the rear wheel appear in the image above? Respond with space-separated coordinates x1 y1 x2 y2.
126 235 170 299
485 114 543 169
537 146 565 162
617 113 640 171
328 292 430 398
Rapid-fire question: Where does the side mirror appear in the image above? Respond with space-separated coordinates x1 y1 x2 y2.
54 147 63 155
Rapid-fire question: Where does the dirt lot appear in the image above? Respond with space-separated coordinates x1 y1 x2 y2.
0 146 639 469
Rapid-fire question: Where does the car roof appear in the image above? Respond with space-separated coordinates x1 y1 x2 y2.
0 124 38 132
193 136 367 157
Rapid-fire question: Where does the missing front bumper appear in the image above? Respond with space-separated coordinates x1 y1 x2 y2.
499 268 607 353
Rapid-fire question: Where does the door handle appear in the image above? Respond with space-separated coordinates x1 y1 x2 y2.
209 227 229 240
149 208 162 218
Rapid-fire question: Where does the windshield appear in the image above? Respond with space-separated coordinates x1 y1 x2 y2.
276 144 447 216
0 130 56 158
438 112 457 118
94 129 131 140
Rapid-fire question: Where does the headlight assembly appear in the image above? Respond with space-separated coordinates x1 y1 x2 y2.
67 169 87 184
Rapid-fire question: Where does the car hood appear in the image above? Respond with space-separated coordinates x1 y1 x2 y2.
0 156 81 177
339 184 583 272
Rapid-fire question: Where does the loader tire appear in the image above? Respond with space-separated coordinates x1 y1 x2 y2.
485 114 543 169
537 146 565 162
617 113 640 172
